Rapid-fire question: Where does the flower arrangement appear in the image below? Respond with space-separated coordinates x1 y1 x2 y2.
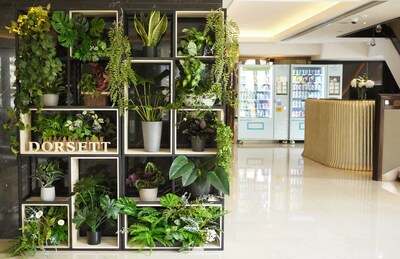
126 162 165 189
351 75 375 100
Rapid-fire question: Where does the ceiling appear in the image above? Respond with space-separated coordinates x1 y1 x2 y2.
224 0 400 44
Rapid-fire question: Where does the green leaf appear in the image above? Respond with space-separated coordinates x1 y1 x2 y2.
51 11 73 34
160 193 180 208
169 155 195 179
89 17 105 38
208 166 230 195
134 15 149 46
115 197 137 217
72 14 89 35
181 169 198 186
187 41 197 56
100 195 119 220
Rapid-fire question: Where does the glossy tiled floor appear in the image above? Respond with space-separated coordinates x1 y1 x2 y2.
2 143 400 259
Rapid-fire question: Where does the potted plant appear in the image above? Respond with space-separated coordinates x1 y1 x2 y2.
134 10 168 57
128 71 172 152
126 162 165 201
169 155 230 197
181 112 215 152
72 174 119 245
41 76 66 107
11 206 69 257
32 161 64 201
6 5 64 111
51 11 108 62
176 27 216 107
78 63 110 106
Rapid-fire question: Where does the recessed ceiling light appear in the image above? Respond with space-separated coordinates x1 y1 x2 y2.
363 21 367 25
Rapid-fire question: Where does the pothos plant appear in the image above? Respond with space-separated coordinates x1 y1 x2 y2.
4 4 64 156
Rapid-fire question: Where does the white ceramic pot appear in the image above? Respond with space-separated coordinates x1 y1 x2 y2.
41 93 59 106
183 93 216 107
41 186 56 201
139 188 158 201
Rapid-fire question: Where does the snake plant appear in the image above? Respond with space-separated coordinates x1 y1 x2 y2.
134 10 168 47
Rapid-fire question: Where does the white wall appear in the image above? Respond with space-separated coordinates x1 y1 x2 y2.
239 40 400 87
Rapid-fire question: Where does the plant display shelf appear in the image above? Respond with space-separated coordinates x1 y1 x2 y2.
70 156 120 249
174 10 222 58
21 203 70 249
19 108 120 155
174 108 224 155
123 202 223 251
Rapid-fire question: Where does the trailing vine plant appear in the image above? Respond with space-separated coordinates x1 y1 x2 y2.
215 120 233 178
107 17 137 114
204 9 240 107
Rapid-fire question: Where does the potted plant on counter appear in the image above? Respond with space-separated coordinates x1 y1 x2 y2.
72 174 119 245
32 160 64 201
134 10 168 57
126 162 165 201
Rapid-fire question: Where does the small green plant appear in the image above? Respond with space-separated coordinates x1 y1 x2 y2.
126 162 165 189
169 155 230 195
178 27 212 56
10 206 68 257
134 10 168 47
32 161 64 188
215 121 233 177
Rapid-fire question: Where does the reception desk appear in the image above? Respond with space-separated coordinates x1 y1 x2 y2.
302 99 375 171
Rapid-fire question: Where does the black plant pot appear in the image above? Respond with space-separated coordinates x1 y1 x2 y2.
87 230 101 245
142 46 157 57
186 181 211 198
191 137 206 152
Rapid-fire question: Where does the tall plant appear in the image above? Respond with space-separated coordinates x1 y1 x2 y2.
5 4 64 156
204 9 240 107
107 20 137 113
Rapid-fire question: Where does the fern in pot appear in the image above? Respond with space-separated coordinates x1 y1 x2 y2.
126 162 165 201
32 161 64 201
134 10 168 57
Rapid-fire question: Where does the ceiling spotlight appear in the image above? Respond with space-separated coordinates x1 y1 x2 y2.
351 18 359 24
376 24 382 33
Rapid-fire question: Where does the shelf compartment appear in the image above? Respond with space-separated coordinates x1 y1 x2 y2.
70 157 120 249
124 60 173 154
174 108 224 154
21 204 70 249
174 11 221 58
20 108 120 155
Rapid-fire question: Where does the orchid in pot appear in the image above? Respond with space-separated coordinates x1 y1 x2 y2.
351 75 375 100
126 162 166 201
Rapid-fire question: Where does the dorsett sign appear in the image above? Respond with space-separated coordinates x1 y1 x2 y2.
28 141 111 152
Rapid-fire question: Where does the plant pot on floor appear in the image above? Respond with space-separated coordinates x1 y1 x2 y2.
87 230 101 245
41 93 59 106
40 186 56 201
191 136 206 152
142 121 163 152
139 188 158 201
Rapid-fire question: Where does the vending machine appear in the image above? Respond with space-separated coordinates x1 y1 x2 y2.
273 65 290 141
289 64 343 141
238 65 274 141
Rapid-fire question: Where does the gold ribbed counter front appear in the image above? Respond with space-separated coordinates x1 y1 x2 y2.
302 99 375 171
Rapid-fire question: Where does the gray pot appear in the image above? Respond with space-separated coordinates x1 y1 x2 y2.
87 230 101 245
142 121 163 152
41 93 59 106
186 181 211 198
191 136 206 152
